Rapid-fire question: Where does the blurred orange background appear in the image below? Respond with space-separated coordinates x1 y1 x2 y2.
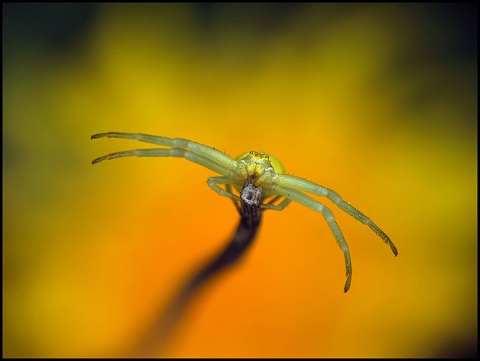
3 3 477 358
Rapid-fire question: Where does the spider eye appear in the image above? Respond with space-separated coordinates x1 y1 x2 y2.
235 151 285 174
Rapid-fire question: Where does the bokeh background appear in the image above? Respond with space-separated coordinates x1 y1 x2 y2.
3 3 477 358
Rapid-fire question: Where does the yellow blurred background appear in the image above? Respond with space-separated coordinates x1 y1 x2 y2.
3 3 477 357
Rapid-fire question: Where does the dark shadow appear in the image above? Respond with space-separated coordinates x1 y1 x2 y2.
130 178 263 357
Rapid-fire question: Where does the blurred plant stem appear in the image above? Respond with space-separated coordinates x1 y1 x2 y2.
131 177 263 357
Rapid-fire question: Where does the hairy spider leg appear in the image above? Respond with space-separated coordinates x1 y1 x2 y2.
261 196 292 211
224 186 292 214
225 184 242 214
275 174 398 256
91 147 232 179
207 176 241 204
91 132 235 175
274 185 352 292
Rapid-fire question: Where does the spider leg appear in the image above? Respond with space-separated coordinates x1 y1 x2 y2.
261 196 292 211
207 176 242 206
275 174 397 256
92 132 235 175
226 184 242 214
92 147 230 178
275 185 352 292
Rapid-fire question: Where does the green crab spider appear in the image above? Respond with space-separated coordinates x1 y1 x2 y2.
91 132 398 292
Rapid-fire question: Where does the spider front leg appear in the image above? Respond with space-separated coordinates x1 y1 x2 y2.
326 189 398 256
275 186 352 292
275 174 398 256
91 132 235 172
91 146 232 180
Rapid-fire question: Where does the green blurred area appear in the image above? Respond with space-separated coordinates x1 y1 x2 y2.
3 3 477 358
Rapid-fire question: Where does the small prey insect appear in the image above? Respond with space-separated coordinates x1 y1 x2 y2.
91 132 398 292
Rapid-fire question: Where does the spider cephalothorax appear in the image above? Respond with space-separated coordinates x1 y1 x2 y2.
233 151 283 198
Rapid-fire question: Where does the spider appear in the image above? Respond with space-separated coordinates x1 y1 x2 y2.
91 132 398 292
